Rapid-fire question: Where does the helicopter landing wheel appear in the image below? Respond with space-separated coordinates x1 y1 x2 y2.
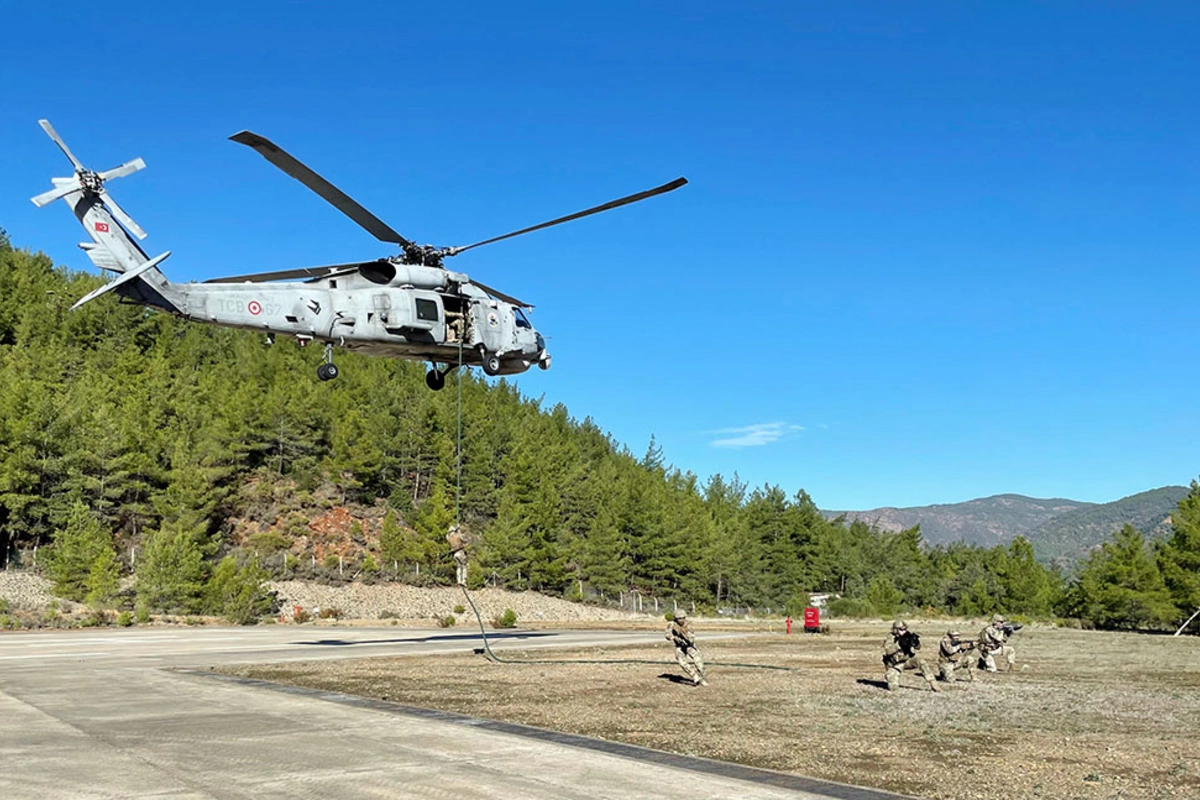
425 369 445 391
317 363 339 382
482 352 502 376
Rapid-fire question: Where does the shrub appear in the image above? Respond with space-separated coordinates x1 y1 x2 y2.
665 611 675 622
116 611 133 627
826 597 875 619
437 615 457 628
493 608 518 629
205 556 273 625
378 610 402 620
322 554 340 570
453 604 466 615
293 608 312 623
135 606 151 624
81 609 109 628
318 607 342 620
0 598 9 614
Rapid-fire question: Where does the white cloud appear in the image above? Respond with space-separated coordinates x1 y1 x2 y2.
710 422 804 449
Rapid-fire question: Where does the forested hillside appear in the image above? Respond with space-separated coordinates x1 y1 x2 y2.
1028 486 1187 564
2 236 1198 631
827 494 1089 548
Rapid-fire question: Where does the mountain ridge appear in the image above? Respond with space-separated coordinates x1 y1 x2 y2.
825 486 1189 564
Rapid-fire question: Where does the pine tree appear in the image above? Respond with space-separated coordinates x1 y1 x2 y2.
1158 479 1200 620
47 502 119 602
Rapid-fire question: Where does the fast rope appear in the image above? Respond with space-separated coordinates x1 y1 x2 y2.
450 342 798 673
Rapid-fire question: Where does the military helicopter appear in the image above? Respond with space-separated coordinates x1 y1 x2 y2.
32 120 686 389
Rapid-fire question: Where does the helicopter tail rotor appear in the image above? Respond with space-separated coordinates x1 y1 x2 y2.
31 120 149 239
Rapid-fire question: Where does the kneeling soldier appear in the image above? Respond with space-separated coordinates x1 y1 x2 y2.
883 620 939 692
937 630 975 683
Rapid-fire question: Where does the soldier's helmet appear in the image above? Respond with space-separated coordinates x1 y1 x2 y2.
675 610 688 620
992 614 1006 624
891 620 907 633
947 630 961 638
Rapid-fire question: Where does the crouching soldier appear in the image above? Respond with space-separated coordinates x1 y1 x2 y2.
979 614 1017 673
883 620 939 692
666 610 707 686
937 630 975 683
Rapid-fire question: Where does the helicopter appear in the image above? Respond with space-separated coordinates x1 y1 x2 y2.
32 120 686 389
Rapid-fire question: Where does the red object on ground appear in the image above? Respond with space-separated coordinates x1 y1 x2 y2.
786 616 792 634
803 607 820 632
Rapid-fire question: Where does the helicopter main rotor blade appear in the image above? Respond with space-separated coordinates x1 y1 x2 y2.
204 262 370 284
446 176 688 256
230 131 414 248
100 190 148 240
470 278 533 309
39 119 84 172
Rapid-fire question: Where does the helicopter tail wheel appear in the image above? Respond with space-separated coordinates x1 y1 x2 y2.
538 355 551 371
482 352 502 376
317 363 339 382
425 369 446 391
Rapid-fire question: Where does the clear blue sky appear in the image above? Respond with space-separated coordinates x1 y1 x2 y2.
2 2 1197 510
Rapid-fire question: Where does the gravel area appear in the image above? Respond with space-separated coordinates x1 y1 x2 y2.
0 572 68 611
268 580 645 623
0 571 646 624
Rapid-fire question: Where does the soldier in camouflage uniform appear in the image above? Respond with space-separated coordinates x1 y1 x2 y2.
979 614 1016 672
882 620 940 692
446 524 470 587
666 610 707 686
937 629 975 683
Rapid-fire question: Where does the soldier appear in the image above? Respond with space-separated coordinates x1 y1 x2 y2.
666 609 707 686
882 620 940 692
446 524 470 587
979 614 1016 672
937 629 976 683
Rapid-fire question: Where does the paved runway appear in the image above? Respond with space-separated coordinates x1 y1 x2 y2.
0 625 906 799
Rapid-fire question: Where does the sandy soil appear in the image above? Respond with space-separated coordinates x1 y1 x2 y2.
224 623 1200 800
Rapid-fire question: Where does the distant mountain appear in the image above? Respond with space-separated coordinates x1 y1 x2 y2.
825 486 1188 565
1028 486 1187 564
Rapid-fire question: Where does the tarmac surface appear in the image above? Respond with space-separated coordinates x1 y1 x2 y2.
0 625 909 799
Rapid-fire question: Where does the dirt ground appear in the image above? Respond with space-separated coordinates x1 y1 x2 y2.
223 623 1200 800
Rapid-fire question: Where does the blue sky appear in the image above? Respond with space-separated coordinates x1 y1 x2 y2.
2 2 1197 509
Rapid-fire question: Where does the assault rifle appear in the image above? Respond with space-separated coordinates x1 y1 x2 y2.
999 622 1023 637
897 630 921 655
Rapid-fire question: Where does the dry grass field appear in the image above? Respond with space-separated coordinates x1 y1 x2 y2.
224 623 1200 799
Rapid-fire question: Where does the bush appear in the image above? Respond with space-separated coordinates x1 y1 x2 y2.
205 556 274 625
318 607 342 620
135 606 151 624
293 608 312 623
0 598 9 614
453 604 466 614
81 609 109 628
437 614 457 628
493 608 518 629
116 611 133 627
378 610 402 619
826 597 875 619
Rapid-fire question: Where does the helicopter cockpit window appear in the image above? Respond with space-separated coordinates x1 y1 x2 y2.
415 298 439 322
515 308 531 329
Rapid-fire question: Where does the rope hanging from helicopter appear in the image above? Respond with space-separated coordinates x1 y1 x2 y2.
450 356 798 674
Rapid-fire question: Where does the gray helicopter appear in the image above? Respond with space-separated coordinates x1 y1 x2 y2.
32 120 686 389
